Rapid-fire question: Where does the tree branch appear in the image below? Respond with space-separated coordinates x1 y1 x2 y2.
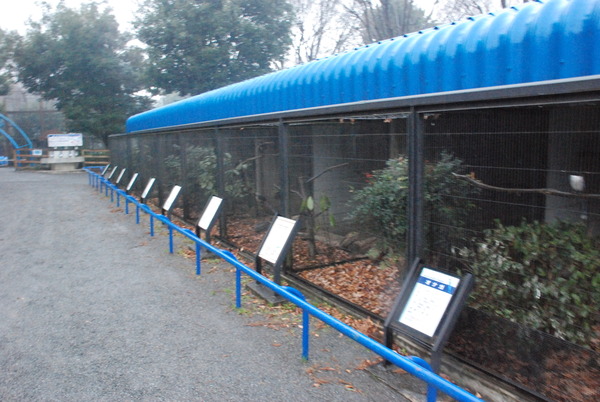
306 162 349 184
452 173 600 199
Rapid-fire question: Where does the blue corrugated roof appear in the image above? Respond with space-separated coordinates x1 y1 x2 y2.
127 0 600 133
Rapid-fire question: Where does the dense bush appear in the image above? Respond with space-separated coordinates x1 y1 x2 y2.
348 152 477 254
455 220 600 347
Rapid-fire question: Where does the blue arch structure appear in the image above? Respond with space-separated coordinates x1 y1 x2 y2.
127 0 600 133
0 113 33 149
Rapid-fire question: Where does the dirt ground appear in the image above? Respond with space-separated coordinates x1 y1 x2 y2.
0 168 432 401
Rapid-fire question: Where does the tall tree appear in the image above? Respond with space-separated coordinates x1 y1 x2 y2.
289 0 354 65
14 2 152 144
346 0 434 44
0 28 18 96
135 0 293 96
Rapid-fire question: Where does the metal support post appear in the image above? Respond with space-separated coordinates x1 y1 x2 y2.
407 108 424 269
278 120 290 217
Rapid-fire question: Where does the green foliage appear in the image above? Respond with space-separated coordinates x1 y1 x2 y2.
164 145 251 208
14 3 152 144
0 28 18 96
456 220 600 346
348 152 477 253
135 0 293 96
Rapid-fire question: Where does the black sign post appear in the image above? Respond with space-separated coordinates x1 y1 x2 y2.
383 258 473 399
247 215 300 303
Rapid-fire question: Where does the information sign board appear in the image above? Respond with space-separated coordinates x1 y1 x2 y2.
141 178 156 200
384 259 473 360
198 196 223 231
398 268 461 337
107 165 118 179
115 168 126 185
101 164 110 176
163 185 182 212
48 133 83 148
258 216 297 265
126 173 139 192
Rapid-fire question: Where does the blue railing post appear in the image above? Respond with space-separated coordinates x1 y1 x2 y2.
150 214 154 236
169 225 174 254
283 286 310 361
236 267 242 309
196 242 201 275
409 356 437 402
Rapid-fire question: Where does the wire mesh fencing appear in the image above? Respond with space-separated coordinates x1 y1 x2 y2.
109 99 600 401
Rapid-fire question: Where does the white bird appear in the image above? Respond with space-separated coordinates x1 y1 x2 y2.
569 175 585 192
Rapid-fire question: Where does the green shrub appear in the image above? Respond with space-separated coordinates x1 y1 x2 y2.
455 220 600 346
348 152 477 254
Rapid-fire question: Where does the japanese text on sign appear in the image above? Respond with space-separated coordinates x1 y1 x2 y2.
258 216 296 265
398 268 460 337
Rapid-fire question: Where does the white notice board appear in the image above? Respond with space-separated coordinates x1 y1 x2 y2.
108 166 118 179
116 168 126 184
258 216 297 265
48 133 83 147
398 268 461 337
126 173 139 191
163 185 182 212
198 196 223 230
141 178 156 199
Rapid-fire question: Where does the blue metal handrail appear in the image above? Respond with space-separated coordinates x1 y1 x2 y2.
84 168 484 402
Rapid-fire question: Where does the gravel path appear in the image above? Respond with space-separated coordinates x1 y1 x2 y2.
0 169 424 401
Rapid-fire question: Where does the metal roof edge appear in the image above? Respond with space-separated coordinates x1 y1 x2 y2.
112 75 600 138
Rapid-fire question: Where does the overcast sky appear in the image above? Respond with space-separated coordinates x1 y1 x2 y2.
2 0 439 35
1 0 139 33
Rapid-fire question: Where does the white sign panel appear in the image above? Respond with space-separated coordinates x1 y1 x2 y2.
107 165 118 179
141 178 156 199
198 196 223 230
47 133 83 148
163 185 182 212
398 268 461 337
126 173 139 191
116 168 126 185
258 216 297 265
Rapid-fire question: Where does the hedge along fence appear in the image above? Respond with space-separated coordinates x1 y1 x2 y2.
110 92 600 400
